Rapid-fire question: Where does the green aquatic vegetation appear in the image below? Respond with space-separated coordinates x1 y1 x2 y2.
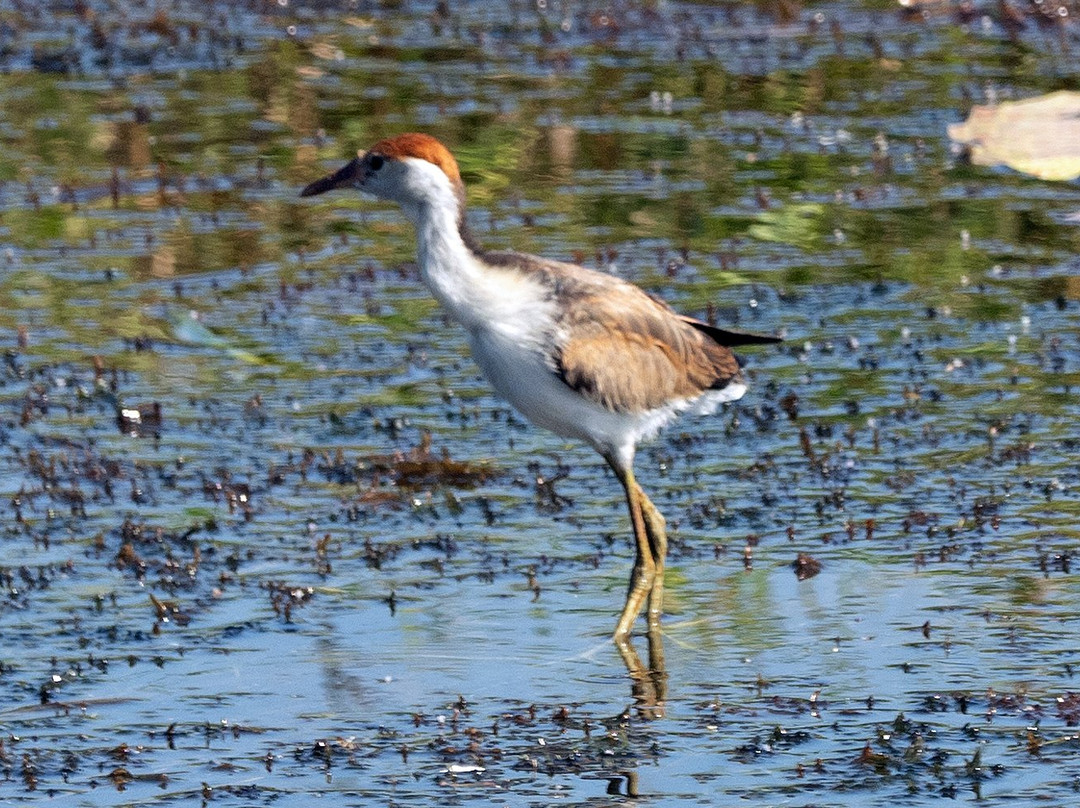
3 206 69 246
344 295 441 334
748 203 828 250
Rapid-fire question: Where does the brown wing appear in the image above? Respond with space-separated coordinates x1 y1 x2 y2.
551 279 743 414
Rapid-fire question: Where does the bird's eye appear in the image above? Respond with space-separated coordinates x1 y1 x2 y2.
369 154 385 171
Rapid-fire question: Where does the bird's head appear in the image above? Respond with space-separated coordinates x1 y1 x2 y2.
300 133 464 222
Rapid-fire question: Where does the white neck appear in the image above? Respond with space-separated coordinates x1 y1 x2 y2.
412 195 489 328
384 158 550 334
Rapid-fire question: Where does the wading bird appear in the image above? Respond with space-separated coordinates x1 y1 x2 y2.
301 133 779 644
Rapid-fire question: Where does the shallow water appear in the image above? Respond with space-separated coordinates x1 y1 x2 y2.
1 0 1080 805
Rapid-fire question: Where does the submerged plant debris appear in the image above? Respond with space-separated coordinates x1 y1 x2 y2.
1 1 1079 806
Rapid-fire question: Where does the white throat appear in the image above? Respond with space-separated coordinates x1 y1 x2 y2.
414 199 493 329
385 160 504 331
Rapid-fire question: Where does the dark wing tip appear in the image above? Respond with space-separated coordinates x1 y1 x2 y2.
719 329 784 346
681 316 783 346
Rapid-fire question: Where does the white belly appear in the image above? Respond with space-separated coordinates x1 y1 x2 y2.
465 325 745 465
467 326 629 447
413 224 748 465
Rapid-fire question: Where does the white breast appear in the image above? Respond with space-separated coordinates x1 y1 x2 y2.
411 201 746 465
465 317 747 466
467 322 634 448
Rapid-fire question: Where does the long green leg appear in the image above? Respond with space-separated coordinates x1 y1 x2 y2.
606 458 655 641
636 484 667 630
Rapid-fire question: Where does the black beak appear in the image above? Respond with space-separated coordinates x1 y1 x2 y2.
299 157 362 197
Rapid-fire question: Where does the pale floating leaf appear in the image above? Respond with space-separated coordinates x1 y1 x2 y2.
947 91 1080 182
444 763 486 774
166 308 264 365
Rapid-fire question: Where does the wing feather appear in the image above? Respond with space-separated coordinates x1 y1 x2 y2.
679 316 783 346
551 278 743 413
477 249 777 414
